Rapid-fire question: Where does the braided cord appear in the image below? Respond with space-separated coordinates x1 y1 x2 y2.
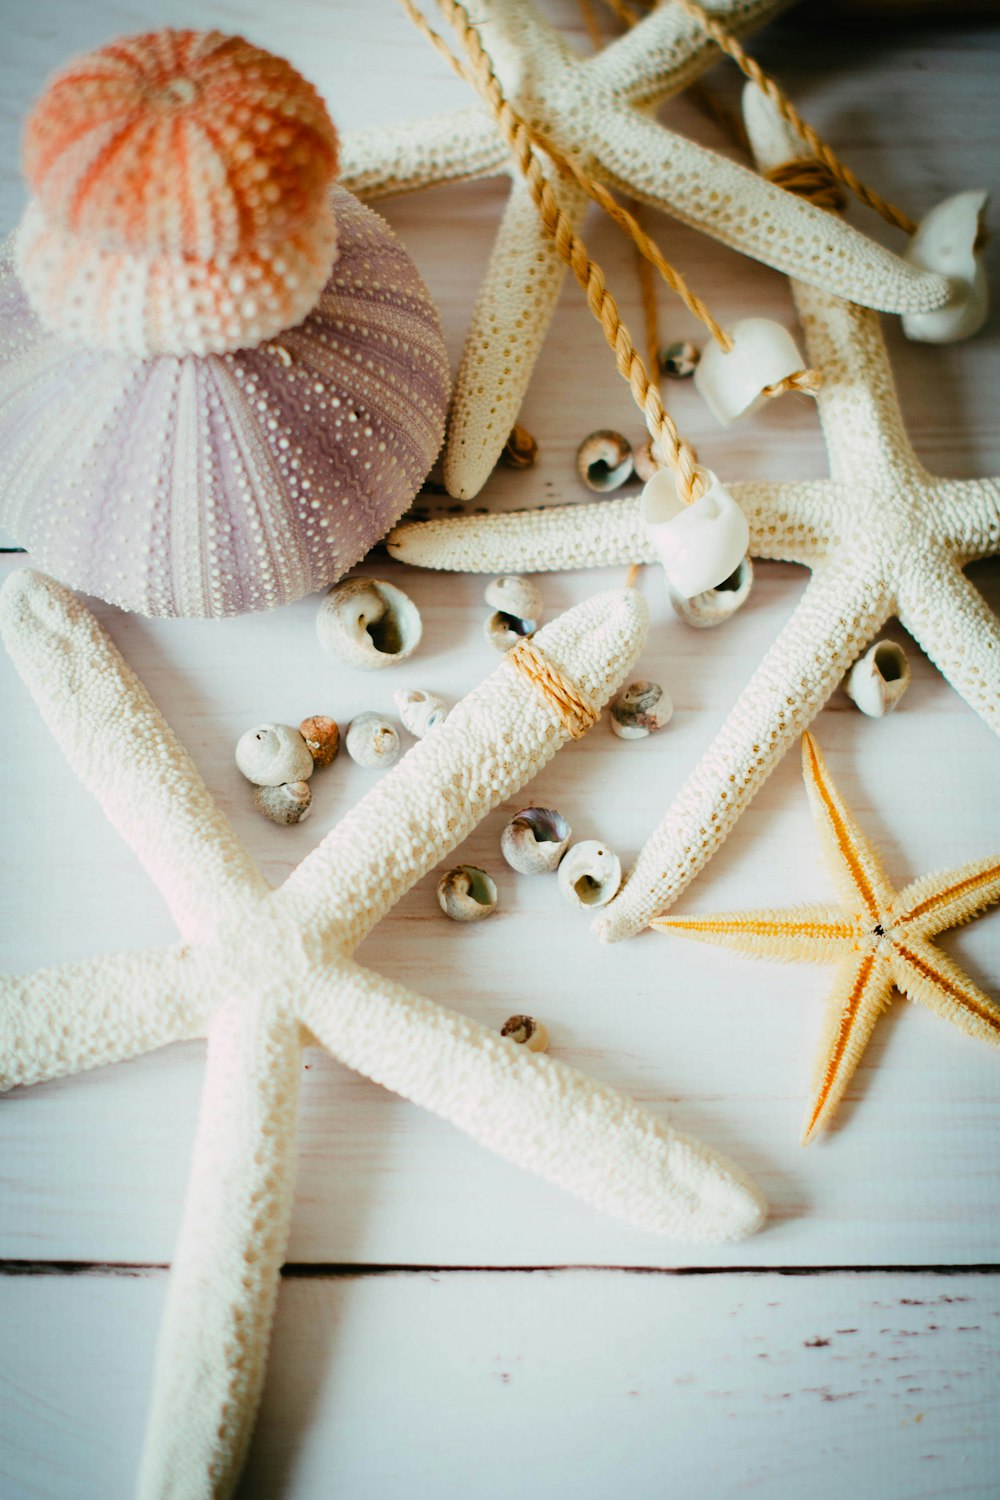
509 638 599 740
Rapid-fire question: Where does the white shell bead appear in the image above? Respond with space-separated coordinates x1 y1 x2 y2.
694 318 806 427
844 640 911 717
610 681 673 739
393 688 448 738
668 555 754 628
437 865 498 922
236 723 314 787
316 577 422 670
252 780 313 825
557 841 622 910
500 807 572 874
903 191 989 344
345 712 401 768
640 466 750 598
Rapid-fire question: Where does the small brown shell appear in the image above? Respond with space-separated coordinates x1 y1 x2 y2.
610 681 673 739
659 340 700 379
253 780 313 825
437 865 498 922
299 715 340 766
500 1015 549 1052
500 424 538 470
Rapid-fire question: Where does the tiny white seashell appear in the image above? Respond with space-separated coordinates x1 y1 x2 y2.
558 840 622 910
903 190 989 344
576 430 634 492
500 1014 549 1052
484 574 543 624
668 555 754 628
610 681 673 739
437 864 498 922
640 466 750 597
501 806 572 874
694 318 806 427
252 780 313 826
393 687 448 737
345 712 401 768
235 723 314 787
844 640 911 718
316 576 422 670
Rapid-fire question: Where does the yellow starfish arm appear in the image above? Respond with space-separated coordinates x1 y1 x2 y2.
0 571 270 942
0 945 207 1091
896 855 1000 939
296 958 766 1244
138 995 303 1500
898 559 1000 738
803 951 895 1143
340 107 506 199
890 934 1000 1050
801 732 897 924
651 905 857 964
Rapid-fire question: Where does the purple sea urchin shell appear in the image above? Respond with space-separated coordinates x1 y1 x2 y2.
0 187 449 617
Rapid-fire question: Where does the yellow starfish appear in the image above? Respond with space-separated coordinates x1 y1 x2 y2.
652 733 1000 1144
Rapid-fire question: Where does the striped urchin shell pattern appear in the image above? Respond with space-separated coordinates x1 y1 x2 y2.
0 188 449 618
17 29 340 356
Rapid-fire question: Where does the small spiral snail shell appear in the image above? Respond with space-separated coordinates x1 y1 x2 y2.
610 681 673 740
500 1015 549 1052
557 841 622 910
668 556 754 629
659 340 700 379
436 865 498 922
299 715 340 767
236 724 314 787
500 807 572 875
633 438 665 484
500 425 538 470
345 713 401 769
576 431 634 492
484 574 543 653
253 780 313 826
844 640 911 717
393 688 448 738
317 577 423 670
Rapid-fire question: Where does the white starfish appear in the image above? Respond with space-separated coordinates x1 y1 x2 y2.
388 82 1000 945
0 569 765 1500
340 0 950 499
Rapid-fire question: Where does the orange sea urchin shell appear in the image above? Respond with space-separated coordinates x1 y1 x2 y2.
16 29 341 356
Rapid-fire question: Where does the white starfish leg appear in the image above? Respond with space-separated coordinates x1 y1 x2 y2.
340 108 506 199
898 561 1000 736
277 586 647 949
137 995 303 1500
0 570 269 941
593 112 949 316
386 480 831 574
0 945 207 1091
443 172 589 499
935 477 1000 562
595 561 893 943
298 958 765 1243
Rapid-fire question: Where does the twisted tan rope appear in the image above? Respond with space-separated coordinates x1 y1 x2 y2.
509 638 599 739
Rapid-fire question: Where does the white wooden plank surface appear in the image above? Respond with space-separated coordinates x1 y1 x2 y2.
2 2 1000 1495
1 1269 998 1499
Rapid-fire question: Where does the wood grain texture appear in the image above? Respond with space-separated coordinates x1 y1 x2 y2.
1 2 999 1495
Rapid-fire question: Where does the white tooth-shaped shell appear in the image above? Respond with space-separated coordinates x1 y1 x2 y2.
668 555 754 628
694 318 806 427
484 574 543 625
316 577 422 670
345 712 401 768
640 465 750 598
500 806 572 874
610 681 673 739
558 840 622 910
844 640 911 717
576 430 634 492
252 780 313 825
393 687 448 738
235 723 314 787
500 1014 549 1052
903 190 990 344
436 864 498 922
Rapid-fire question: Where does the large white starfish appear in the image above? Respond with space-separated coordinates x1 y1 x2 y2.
0 568 765 1500
388 83 1000 944
340 0 950 499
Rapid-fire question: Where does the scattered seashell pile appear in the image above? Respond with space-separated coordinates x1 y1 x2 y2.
235 716 340 825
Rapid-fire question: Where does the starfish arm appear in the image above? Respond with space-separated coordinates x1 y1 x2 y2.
933 477 1000 563
385 481 829 574
0 570 269 942
594 560 893 942
896 855 1000 940
898 561 1000 737
651 905 857 964
593 112 949 316
297 958 766 1244
339 108 506 199
588 0 791 107
0 945 208 1091
802 951 895 1143
137 996 303 1500
891 933 1000 1050
276 586 647 951
800 731 898 921
443 172 589 499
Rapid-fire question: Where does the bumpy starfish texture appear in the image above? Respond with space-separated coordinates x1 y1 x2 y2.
390 83 1000 946
340 0 950 499
0 569 765 1500
653 734 1000 1141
